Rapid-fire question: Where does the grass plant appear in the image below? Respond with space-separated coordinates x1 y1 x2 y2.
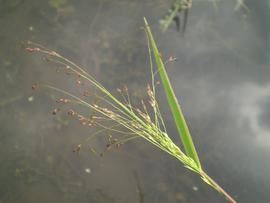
27 19 236 203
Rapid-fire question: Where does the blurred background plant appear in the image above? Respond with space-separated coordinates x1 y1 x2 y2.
160 0 249 32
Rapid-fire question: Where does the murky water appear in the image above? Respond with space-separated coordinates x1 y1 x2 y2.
1 0 270 202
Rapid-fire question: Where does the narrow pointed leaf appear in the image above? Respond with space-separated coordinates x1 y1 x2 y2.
144 18 201 169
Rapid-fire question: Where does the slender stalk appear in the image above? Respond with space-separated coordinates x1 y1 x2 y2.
201 171 237 203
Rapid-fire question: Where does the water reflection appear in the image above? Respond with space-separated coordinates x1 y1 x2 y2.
231 82 270 146
1 0 270 202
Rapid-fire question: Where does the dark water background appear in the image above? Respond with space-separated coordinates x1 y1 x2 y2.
1 0 270 202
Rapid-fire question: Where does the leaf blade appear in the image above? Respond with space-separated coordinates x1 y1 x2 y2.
144 18 201 169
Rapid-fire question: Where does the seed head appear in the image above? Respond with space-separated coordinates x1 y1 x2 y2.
52 108 60 115
67 109 75 116
31 83 39 90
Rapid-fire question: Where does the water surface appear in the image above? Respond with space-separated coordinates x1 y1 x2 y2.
1 0 270 202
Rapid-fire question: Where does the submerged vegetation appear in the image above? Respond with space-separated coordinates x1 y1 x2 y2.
27 19 236 202
160 0 192 32
160 0 249 32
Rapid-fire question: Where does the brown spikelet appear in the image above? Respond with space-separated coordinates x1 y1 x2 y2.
52 108 60 115
31 83 39 90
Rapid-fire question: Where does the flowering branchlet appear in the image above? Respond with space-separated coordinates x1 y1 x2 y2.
26 41 194 168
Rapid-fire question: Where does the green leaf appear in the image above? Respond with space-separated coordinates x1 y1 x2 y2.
144 18 201 169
